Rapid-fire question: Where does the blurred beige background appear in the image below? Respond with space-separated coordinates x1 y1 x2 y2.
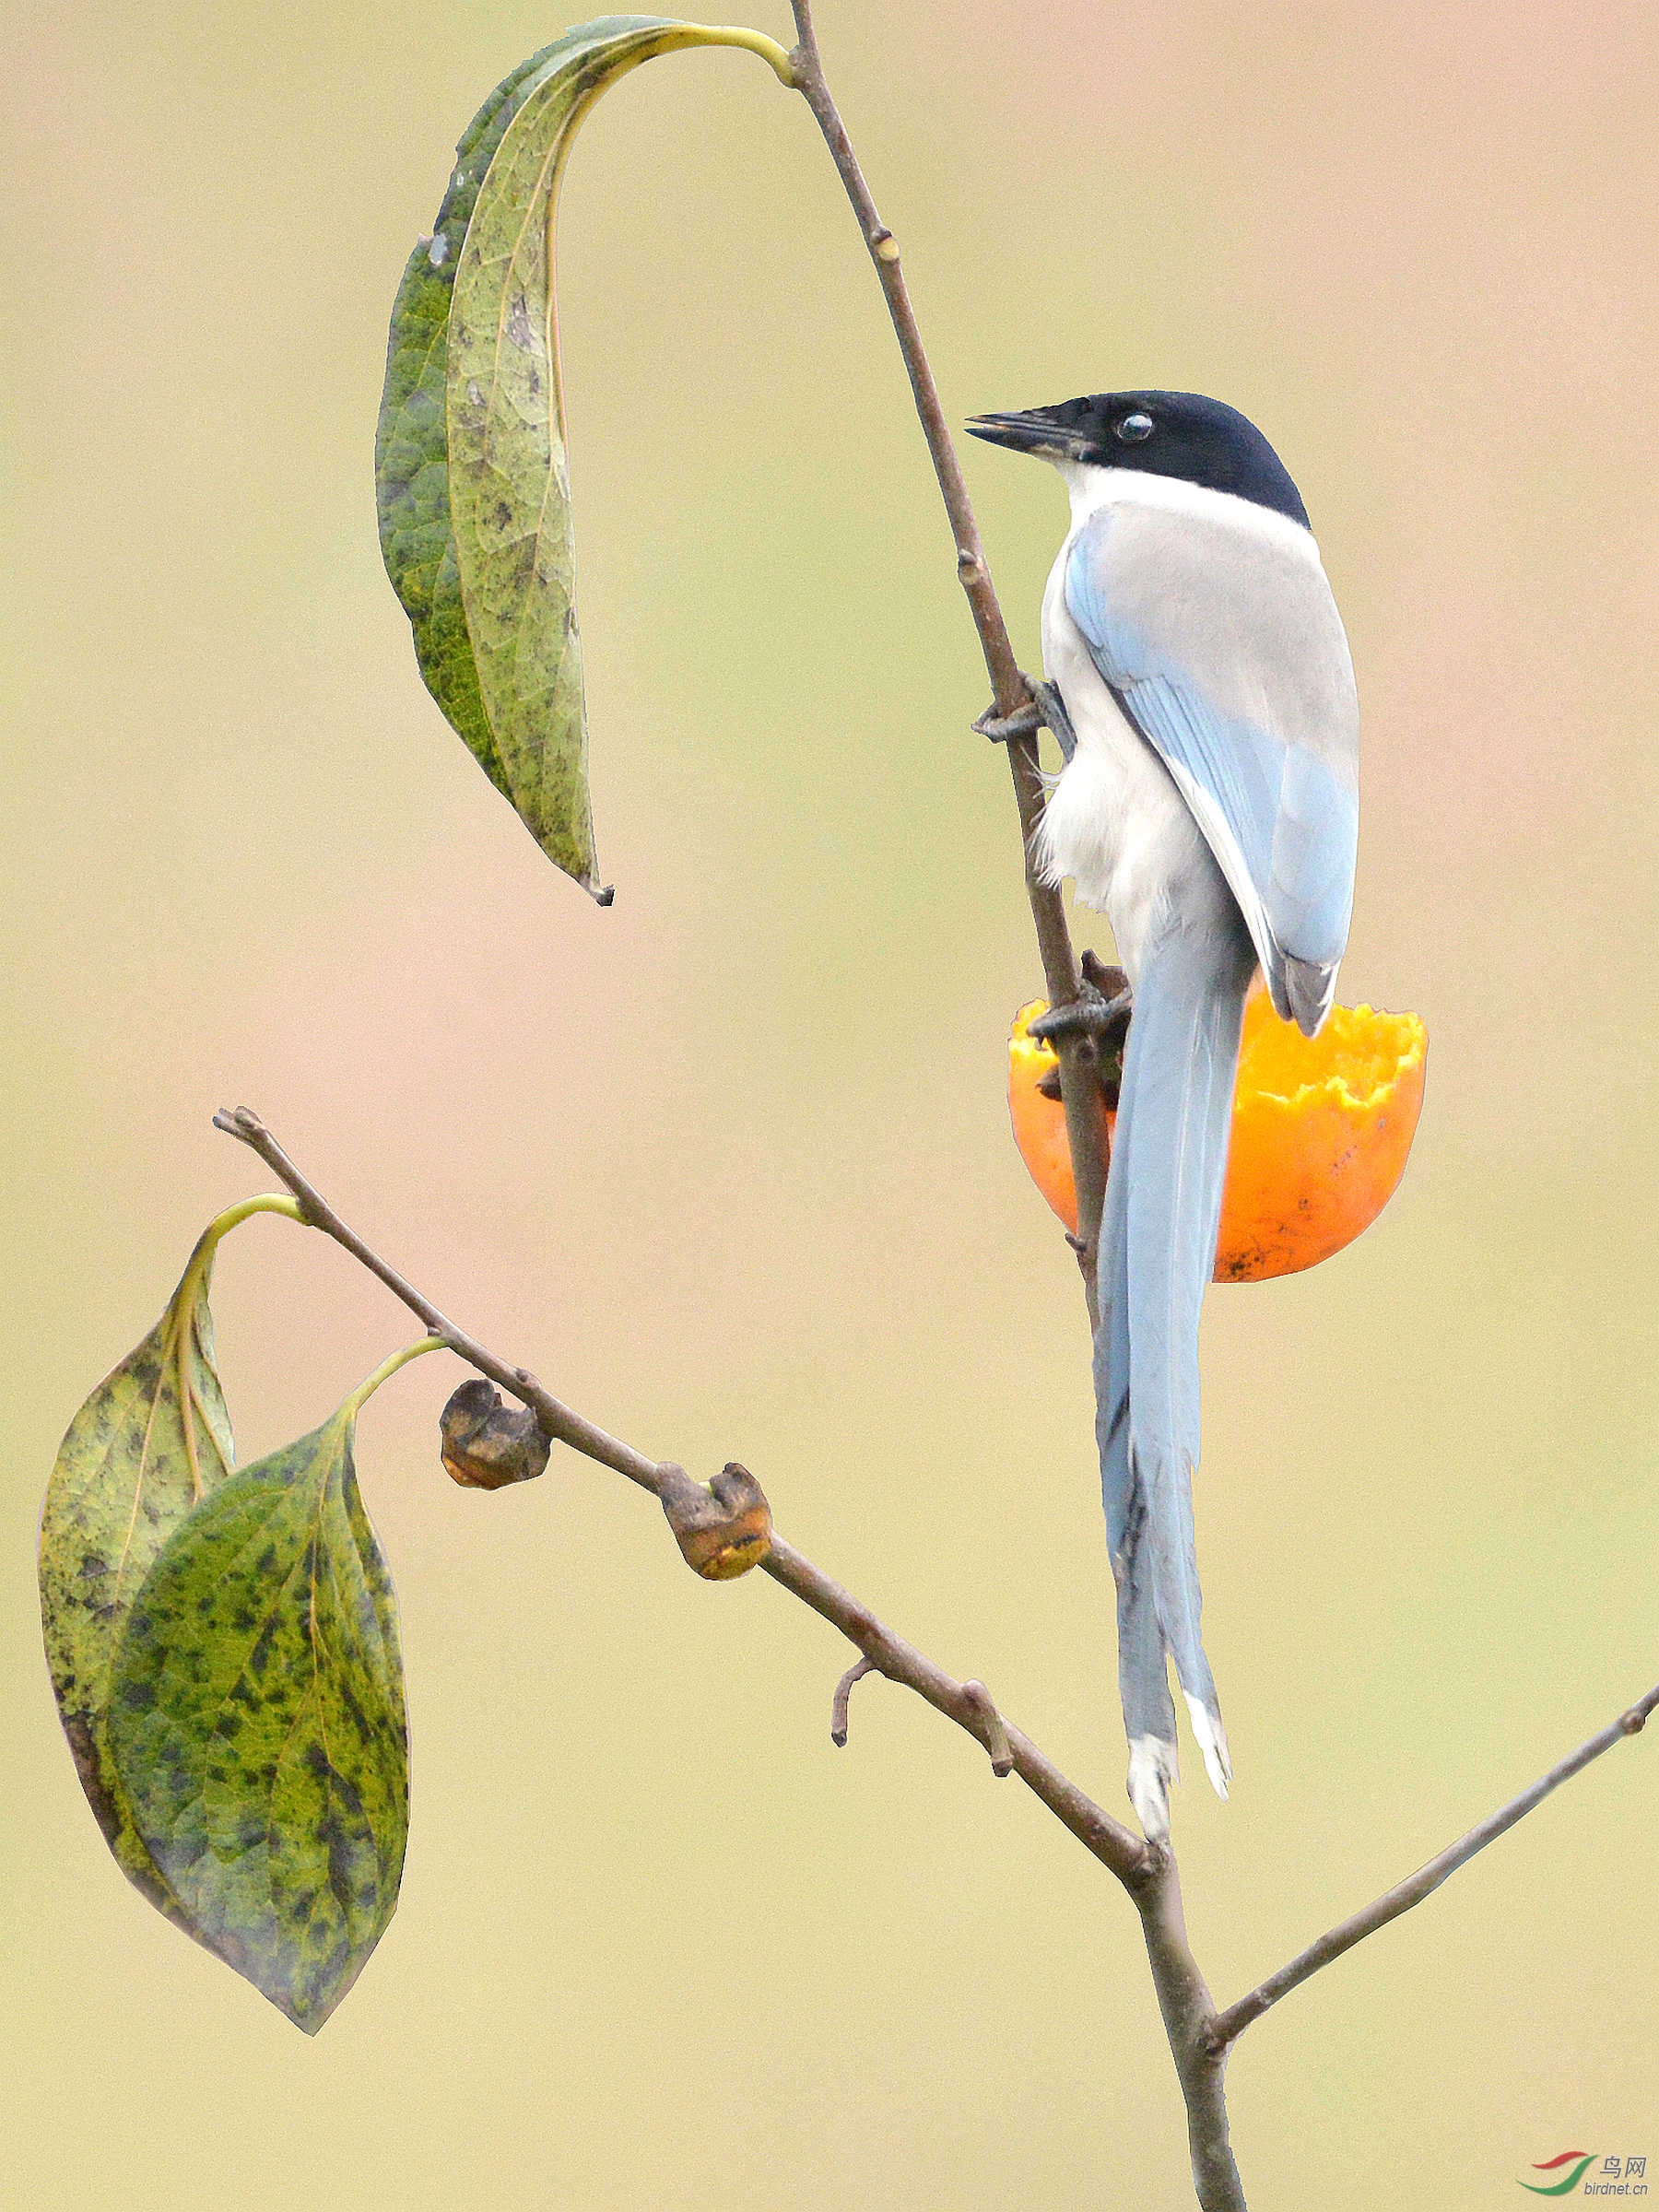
4 2 1656 2205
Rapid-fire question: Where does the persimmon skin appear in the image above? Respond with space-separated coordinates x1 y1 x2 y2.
1009 993 1426 1282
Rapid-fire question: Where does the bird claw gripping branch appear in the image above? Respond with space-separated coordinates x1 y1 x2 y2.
1034 952 1131 1110
972 671 1079 760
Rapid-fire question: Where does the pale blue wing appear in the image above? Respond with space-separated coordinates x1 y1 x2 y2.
1065 503 1359 1031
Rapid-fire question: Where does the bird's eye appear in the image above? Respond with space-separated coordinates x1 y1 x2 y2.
1116 412 1155 443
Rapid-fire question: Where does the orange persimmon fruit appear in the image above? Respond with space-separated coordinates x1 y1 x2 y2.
1008 990 1426 1282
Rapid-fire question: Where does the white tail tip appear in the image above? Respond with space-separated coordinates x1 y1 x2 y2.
1184 1693 1232 1800
1127 1735 1178 1841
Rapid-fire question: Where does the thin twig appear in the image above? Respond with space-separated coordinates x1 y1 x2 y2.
1210 1678 1659 2050
782 0 1108 1315
213 1105 1147 1888
830 1655 875 1746
211 1106 675 1500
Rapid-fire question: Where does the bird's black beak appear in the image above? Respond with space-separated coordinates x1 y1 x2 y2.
964 408 1076 460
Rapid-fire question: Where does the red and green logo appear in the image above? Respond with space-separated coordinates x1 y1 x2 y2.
1520 2154 1597 2196
1519 2151 1649 2194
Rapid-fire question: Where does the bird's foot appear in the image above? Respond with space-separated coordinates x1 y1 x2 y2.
1029 953 1133 1049
1032 955 1132 1108
972 672 1079 762
1028 986 1133 1048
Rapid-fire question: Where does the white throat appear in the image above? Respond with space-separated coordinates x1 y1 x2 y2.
1053 459 1320 558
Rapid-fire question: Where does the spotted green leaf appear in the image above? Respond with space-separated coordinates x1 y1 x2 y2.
108 1403 409 2033
40 1213 257 1920
376 17 792 897
375 40 559 808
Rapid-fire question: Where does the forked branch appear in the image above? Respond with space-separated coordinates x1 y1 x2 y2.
211 1096 1657 2212
1209 1678 1659 2050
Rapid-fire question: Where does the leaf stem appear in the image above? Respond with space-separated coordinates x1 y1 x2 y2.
207 1191 308 1238
677 23 797 85
345 1335 447 1420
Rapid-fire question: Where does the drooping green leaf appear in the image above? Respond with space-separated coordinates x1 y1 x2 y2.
375 17 792 897
375 41 563 806
40 1219 244 1917
108 1404 410 2034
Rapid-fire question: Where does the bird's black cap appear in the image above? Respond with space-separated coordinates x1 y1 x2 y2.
966 390 1310 529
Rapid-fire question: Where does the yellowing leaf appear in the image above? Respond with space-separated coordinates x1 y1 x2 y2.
38 1202 297 1915
377 18 792 898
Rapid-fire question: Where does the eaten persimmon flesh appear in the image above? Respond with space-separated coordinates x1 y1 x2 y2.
1008 990 1426 1282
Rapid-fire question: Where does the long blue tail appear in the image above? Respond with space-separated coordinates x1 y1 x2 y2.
1098 919 1253 1837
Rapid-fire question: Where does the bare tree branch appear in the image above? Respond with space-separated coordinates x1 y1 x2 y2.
782 0 1109 1317
777 14 1241 2202
211 1104 1147 1888
212 1110 1256 2186
763 1535 1144 1875
1210 1678 1659 2050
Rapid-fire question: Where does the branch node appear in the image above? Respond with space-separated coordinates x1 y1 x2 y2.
961 1680 1014 1776
662 1461 773 1580
830 1654 877 1747
871 227 900 262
